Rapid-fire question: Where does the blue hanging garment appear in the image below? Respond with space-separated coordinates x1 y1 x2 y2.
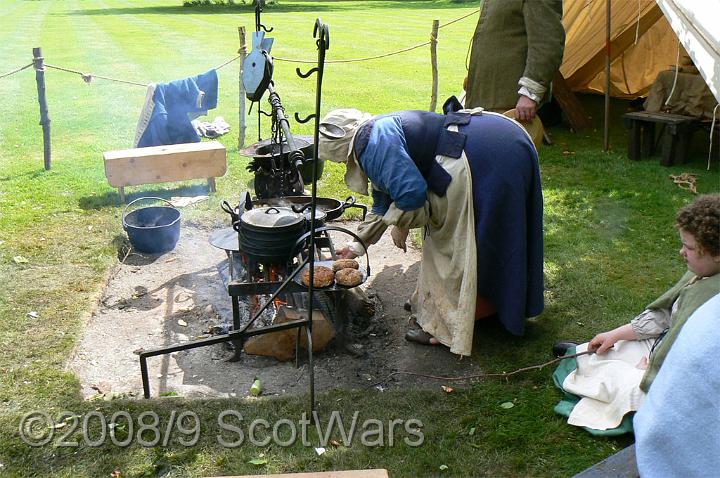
135 69 218 147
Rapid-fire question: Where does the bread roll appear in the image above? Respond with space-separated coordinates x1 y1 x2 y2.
332 259 359 272
335 268 363 287
301 265 334 288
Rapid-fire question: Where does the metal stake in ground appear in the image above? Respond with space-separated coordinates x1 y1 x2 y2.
33 47 51 170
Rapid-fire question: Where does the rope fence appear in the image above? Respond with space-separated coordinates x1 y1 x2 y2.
2 7 481 170
275 39 433 64
1 8 479 83
276 7 479 64
0 62 33 79
45 64 148 87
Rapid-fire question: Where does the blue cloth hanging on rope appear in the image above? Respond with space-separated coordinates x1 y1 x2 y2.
136 69 218 147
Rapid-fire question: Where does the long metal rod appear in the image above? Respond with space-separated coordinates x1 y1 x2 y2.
267 83 305 170
140 317 311 398
140 255 309 398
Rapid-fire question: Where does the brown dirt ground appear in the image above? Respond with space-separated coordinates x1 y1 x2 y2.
69 218 483 400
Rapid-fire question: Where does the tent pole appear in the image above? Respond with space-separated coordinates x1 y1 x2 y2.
604 0 611 152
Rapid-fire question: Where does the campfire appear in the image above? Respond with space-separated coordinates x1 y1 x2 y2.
137 10 371 412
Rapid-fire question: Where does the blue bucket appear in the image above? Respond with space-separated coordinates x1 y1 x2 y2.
122 197 181 254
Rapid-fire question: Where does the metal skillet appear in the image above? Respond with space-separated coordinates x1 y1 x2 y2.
252 195 367 221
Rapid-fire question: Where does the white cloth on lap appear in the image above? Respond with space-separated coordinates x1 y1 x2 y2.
562 340 650 430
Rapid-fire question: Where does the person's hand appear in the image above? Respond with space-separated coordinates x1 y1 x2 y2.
515 95 538 122
336 247 358 260
390 226 409 252
636 356 649 370
463 76 469 91
588 331 618 354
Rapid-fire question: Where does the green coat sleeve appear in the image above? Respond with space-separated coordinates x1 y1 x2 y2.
521 0 565 93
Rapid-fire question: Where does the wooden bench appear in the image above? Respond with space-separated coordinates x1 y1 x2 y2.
622 111 699 166
103 141 227 203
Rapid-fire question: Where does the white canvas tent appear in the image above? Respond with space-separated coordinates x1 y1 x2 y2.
560 0 720 104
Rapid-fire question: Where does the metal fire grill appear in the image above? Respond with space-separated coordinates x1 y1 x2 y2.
225 222 370 358
138 8 369 413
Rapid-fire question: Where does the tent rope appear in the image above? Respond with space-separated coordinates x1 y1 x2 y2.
669 173 698 194
708 103 719 171
664 42 681 107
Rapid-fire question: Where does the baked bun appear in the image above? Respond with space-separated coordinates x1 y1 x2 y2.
335 268 363 287
301 265 334 288
332 259 359 272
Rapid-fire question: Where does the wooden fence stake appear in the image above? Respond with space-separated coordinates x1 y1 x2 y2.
238 26 247 150
429 20 439 112
33 47 51 170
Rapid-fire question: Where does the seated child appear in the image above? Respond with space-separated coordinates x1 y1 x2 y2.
554 194 720 432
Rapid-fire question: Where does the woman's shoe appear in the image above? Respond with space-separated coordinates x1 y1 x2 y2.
405 328 436 345
403 301 412 312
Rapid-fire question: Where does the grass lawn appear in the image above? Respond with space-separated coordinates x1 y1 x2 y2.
0 0 718 476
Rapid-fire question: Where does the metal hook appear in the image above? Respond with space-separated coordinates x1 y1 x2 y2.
314 19 330 49
296 66 318 79
254 0 273 33
294 112 316 124
258 109 272 118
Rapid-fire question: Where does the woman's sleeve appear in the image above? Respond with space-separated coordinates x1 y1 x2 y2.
347 213 388 256
359 116 427 212
381 202 431 230
631 308 672 339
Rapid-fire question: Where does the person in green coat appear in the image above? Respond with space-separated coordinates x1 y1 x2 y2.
464 0 565 122
554 194 720 432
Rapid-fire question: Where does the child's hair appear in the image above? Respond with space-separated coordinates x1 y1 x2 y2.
676 194 720 256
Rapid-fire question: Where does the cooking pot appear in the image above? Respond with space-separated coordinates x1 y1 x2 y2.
122 197 181 254
233 206 306 261
239 135 324 183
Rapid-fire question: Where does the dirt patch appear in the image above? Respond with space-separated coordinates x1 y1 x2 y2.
69 220 483 400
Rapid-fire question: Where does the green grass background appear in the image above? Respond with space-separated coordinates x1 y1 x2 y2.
0 0 718 476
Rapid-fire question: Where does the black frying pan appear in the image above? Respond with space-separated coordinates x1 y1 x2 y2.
252 196 366 221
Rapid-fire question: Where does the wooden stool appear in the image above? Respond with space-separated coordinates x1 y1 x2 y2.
103 141 227 203
622 111 698 166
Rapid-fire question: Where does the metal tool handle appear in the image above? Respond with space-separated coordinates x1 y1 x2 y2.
122 197 175 230
221 200 236 215
291 203 311 214
341 196 367 221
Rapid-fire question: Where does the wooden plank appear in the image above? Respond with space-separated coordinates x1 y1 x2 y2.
552 72 592 131
103 141 227 187
572 444 638 478
207 470 390 478
623 111 696 124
